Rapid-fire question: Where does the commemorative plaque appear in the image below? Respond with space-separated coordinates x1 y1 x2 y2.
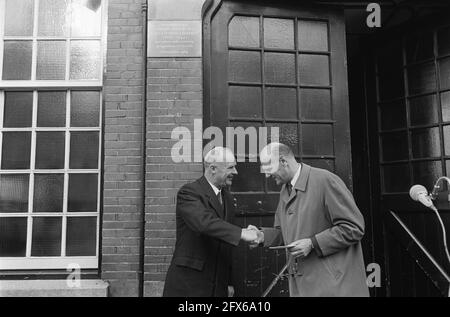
147 21 201 57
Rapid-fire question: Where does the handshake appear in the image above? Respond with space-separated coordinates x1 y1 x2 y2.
240 225 264 247
241 225 314 258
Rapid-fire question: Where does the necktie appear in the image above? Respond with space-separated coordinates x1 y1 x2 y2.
286 183 293 196
217 191 223 205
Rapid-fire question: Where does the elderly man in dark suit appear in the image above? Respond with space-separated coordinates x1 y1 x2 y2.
163 147 258 297
250 142 369 297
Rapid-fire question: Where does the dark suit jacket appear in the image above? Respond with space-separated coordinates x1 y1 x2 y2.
163 176 242 297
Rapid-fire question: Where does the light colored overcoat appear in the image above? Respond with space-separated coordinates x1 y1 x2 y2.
262 164 370 297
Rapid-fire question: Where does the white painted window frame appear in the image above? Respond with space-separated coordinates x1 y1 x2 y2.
0 0 107 270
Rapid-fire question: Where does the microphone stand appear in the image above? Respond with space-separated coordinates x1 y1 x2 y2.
429 177 450 297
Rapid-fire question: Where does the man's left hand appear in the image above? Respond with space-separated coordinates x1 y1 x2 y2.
287 239 313 258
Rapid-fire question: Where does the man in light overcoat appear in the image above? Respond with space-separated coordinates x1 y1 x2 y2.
250 142 369 297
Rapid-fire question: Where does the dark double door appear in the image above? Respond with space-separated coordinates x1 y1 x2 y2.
205 0 450 297
204 0 351 296
359 11 450 296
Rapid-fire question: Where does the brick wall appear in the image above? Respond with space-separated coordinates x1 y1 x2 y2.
144 58 203 297
103 0 204 297
102 0 145 297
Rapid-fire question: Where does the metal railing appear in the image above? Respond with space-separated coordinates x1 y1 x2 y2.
388 210 450 297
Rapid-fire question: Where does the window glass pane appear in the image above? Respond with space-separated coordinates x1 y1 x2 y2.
66 217 97 256
301 89 332 120
70 40 101 80
70 91 100 127
229 16 259 48
33 174 64 212
405 32 434 64
0 218 27 256
377 42 403 74
35 132 65 169
438 26 450 56
70 132 99 169
68 174 98 212
302 124 333 156
227 122 261 160
411 127 441 158
4 0 34 36
439 57 450 90
70 0 102 37
267 123 299 155
412 160 442 190
383 164 411 193
31 217 62 256
377 41 405 101
2 41 32 80
381 131 408 161
37 41 66 80
37 91 66 127
231 162 263 192
265 87 297 120
229 86 261 119
299 54 329 85
264 18 294 50
444 125 450 156
1 132 31 169
3 92 33 128
0 174 29 213
408 63 436 95
264 53 295 84
378 70 404 101
441 91 450 123
228 51 261 83
298 20 328 51
409 94 438 126
379 101 406 131
38 0 69 36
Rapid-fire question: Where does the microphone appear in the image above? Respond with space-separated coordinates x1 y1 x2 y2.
410 183 450 277
409 185 434 208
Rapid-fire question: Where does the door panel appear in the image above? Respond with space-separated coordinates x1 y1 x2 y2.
366 14 450 296
205 0 351 296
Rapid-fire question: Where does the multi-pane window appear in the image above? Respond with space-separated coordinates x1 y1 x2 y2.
227 15 334 212
0 0 105 270
0 0 103 84
377 25 450 194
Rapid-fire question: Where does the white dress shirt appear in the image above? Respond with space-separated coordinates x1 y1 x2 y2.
290 163 302 188
206 179 221 196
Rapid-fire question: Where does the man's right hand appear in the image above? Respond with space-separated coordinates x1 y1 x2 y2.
247 225 264 248
241 228 258 242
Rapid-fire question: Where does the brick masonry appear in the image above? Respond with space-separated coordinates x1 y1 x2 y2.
102 0 145 297
144 58 203 297
103 0 204 297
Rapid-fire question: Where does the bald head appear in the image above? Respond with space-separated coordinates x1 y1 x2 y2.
260 142 295 170
260 142 294 161
259 142 299 185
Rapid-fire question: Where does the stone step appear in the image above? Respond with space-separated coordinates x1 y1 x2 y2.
0 279 109 297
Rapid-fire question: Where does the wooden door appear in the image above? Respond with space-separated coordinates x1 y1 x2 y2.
203 0 351 296
365 12 450 296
